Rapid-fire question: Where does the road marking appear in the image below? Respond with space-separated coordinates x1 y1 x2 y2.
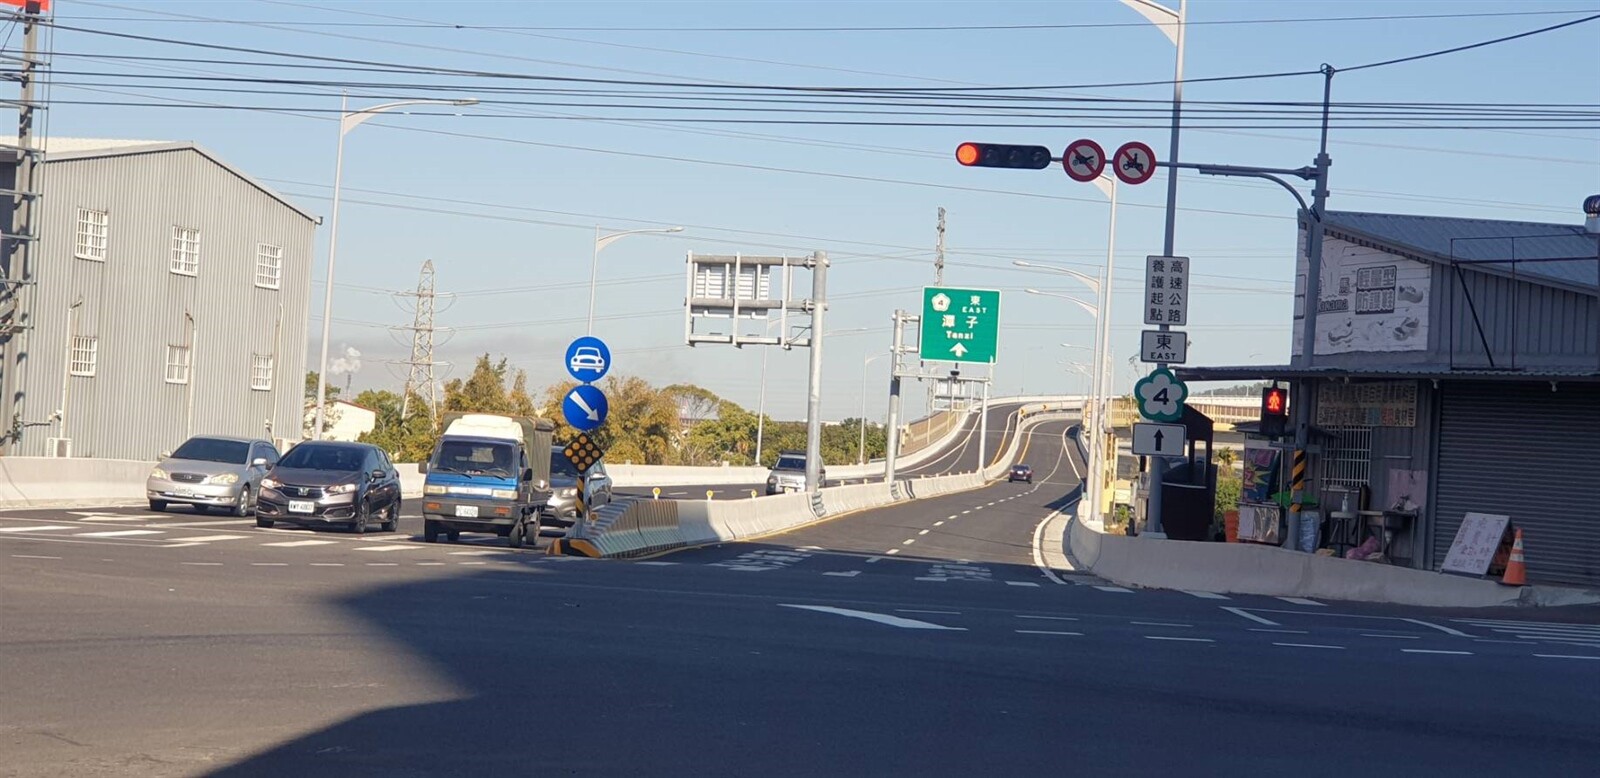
0 525 74 533
1362 634 1421 640
1473 639 1536 645
885 549 901 555
914 576 946 582
181 562 223 566
946 515 958 520
1274 642 1344 650
168 519 254 527
918 529 930 536
76 516 150 522
355 544 422 552
823 571 862 577
310 563 344 567
250 563 288 567
448 549 504 556
1535 654 1600 661
1276 597 1325 607
961 510 971 515
75 529 163 538
1093 585 1134 593
262 539 337 547
1005 581 1041 587
458 561 487 566
1183 590 1230 600
175 534 249 543
1016 630 1083 636
1144 636 1213 643
1221 607 1280 626
1016 615 1078 622
933 521 945 527
366 562 400 567
1250 628 1308 634
901 539 916 545
1133 621 1193 628
1402 649 1472 655
1403 619 1471 637
897 609 960 615
637 561 678 566
416 562 446 566
11 554 61 559
779 604 966 631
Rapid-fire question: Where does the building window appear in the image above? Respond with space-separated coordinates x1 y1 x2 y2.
170 225 200 276
254 243 283 290
165 344 191 385
1318 424 1373 494
250 353 274 391
74 208 109 262
69 335 98 377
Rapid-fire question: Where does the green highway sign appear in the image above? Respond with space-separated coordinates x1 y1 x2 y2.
919 286 1001 364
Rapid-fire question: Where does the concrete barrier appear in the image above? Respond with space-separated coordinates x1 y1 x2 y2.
0 457 154 509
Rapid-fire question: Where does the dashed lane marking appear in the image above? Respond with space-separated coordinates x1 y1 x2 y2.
1402 649 1473 655
823 571 862 577
779 604 966 631
1536 654 1600 661
1145 636 1213 643
1273 642 1344 650
885 549 901 555
637 561 678 566
354 544 424 552
11 554 61 559
76 516 151 523
310 563 344 567
1183 590 1230 600
74 529 163 538
261 540 338 547
416 562 446 566
897 609 960 615
901 539 916 546
1005 581 1040 587
250 563 288 567
1017 630 1083 636
933 521 945 527
1276 597 1325 607
1132 621 1193 628
181 562 223 566
917 529 930 536
448 549 505 556
173 534 249 543
1251 628 1308 634
0 525 74 533
1363 634 1421 640
1094 585 1134 593
1016 615 1078 622
1221 607 1280 626
366 563 400 567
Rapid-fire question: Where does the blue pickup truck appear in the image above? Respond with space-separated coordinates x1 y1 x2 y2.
420 412 554 548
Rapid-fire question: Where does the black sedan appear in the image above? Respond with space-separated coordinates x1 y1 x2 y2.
255 441 403 534
1008 464 1033 483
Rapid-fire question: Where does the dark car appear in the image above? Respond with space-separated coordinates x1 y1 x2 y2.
543 445 612 527
255 441 403 534
1008 464 1033 483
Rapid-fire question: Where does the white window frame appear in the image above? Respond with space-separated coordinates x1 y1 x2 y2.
170 225 200 276
250 353 274 391
254 243 283 290
69 335 98 377
74 208 108 262
165 344 191 385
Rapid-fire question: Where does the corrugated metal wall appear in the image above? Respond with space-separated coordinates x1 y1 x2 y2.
8 148 315 460
1434 381 1600 587
1444 267 1599 370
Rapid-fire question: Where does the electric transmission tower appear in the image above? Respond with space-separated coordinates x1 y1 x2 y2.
392 260 450 425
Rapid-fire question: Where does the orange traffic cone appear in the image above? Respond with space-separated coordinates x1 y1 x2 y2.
1500 528 1527 586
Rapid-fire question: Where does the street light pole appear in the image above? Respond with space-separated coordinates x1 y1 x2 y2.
312 95 477 440
859 352 890 465
587 225 684 336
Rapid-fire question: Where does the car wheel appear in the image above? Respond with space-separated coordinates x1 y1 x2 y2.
351 502 367 535
509 521 527 549
149 500 167 512
381 502 399 533
256 517 274 529
424 519 441 543
233 487 253 518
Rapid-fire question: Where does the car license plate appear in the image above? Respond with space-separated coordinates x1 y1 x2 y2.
455 505 479 518
288 500 315 514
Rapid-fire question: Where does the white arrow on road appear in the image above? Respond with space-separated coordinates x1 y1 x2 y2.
950 343 968 357
568 390 601 421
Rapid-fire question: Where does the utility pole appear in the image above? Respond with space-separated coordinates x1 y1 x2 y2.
396 260 446 426
934 207 946 286
803 251 828 492
1145 0 1188 539
0 1 43 454
884 310 906 482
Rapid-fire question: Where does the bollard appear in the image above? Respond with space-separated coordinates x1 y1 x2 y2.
706 489 714 501
651 487 661 500
749 489 757 499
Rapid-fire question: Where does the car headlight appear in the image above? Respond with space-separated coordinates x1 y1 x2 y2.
261 477 280 489
325 483 358 495
767 476 777 485
491 489 519 500
150 467 168 480
557 487 577 498
424 484 447 496
208 472 239 486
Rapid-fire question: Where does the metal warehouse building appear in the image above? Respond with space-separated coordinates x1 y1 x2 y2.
0 138 318 460
1180 199 1600 587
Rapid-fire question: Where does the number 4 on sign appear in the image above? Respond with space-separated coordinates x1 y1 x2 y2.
1134 367 1188 423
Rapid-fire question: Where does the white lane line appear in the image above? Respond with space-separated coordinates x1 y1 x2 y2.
1535 654 1600 661
1094 585 1134 593
946 515 958 520
11 554 61 559
885 549 901 555
1144 636 1214 643
354 544 422 552
250 563 288 567
75 529 163 538
1402 649 1473 655
310 563 344 567
175 534 249 543
914 576 947 582
1183 590 1230 600
181 562 223 566
1276 597 1325 607
458 561 487 566
918 530 930 536
961 510 971 515
448 549 504 556
1403 619 1472 637
1016 615 1078 622
168 519 254 526
864 556 886 563
901 539 916 546
1274 642 1344 650
0 525 74 533
1132 621 1193 628
416 562 446 566
823 571 862 577
1017 630 1083 636
76 516 151 523
933 521 945 527
1250 628 1308 634
1221 607 1280 626
262 540 337 547
1005 581 1041 587
779 604 966 631
637 561 678 566
1362 634 1421 640
897 609 960 615
366 562 400 567
1473 639 1537 645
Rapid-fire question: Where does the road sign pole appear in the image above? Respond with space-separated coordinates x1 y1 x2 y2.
885 310 905 483
977 378 990 475
804 252 828 493
1292 66 1336 539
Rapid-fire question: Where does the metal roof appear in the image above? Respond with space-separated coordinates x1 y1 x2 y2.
1177 364 1600 384
0 136 318 222
1324 210 1599 293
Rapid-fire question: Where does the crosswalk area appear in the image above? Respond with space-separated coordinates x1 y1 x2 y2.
1453 618 1600 648
0 510 540 553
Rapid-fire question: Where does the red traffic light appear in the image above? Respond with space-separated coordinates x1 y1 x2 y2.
1259 385 1289 437
1264 388 1286 415
956 142 982 166
954 142 1052 170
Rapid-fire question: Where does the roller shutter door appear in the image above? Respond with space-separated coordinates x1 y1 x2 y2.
1434 382 1600 586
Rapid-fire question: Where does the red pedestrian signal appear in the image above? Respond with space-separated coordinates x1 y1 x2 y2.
954 142 1052 170
1260 385 1289 437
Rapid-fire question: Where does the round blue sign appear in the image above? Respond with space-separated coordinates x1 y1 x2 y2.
562 384 609 432
564 336 611 383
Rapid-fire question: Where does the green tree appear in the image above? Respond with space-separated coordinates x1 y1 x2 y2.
442 355 514 415
354 389 438 463
303 371 341 437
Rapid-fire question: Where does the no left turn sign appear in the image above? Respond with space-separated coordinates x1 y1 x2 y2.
1062 138 1106 182
1113 140 1157 185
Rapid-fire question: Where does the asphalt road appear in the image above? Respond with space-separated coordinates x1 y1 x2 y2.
5 421 1599 776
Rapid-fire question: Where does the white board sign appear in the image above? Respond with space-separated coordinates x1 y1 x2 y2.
1132 422 1186 457
1291 234 1430 356
1143 255 1190 326
1140 329 1187 364
1440 512 1511 576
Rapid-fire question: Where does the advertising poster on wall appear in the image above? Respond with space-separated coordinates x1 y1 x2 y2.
1291 231 1431 356
1241 440 1280 504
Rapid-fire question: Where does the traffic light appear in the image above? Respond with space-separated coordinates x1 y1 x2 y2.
955 142 1052 170
1260 385 1289 437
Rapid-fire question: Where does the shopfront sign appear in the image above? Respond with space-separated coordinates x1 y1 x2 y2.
1315 380 1418 427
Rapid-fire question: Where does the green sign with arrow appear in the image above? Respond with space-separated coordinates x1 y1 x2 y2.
919 286 1001 364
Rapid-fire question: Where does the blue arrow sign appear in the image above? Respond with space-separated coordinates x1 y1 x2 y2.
564 336 611 383
562 384 609 432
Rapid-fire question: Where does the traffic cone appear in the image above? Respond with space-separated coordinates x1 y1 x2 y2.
1501 529 1527 586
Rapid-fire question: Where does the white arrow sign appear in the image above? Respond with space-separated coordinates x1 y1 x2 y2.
950 343 968 357
568 389 601 421
1132 422 1187 457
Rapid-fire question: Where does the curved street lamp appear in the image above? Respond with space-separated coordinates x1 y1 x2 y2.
588 226 684 335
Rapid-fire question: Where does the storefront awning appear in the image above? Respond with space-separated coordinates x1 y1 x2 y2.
1176 364 1600 384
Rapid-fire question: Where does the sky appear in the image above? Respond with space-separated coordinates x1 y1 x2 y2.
30 0 1600 423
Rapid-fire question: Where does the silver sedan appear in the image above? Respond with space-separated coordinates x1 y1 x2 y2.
147 435 279 515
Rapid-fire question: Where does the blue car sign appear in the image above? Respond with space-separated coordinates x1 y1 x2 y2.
564 336 611 383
